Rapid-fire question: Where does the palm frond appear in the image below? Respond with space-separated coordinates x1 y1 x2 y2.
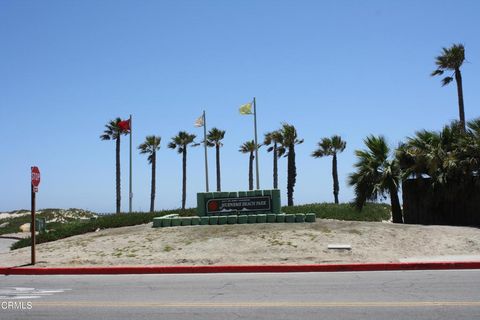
138 135 161 162
441 76 454 86
279 123 302 151
432 43 465 84
331 135 347 152
100 134 112 141
349 135 399 210
169 131 196 154
431 69 444 77
312 135 346 159
467 118 480 138
239 140 260 153
100 117 125 141
206 128 225 147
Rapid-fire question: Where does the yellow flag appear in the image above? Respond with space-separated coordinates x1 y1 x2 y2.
239 102 253 115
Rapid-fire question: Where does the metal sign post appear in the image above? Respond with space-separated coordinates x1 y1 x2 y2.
31 166 40 265
31 184 36 265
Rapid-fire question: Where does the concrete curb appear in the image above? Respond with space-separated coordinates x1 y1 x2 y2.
1 261 480 275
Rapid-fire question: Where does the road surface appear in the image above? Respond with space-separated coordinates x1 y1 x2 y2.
1 270 480 319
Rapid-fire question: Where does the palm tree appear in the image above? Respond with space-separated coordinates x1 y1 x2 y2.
168 131 196 210
138 135 161 212
466 118 480 172
264 130 285 189
312 135 346 204
431 43 466 131
396 120 471 187
279 123 303 206
348 135 403 223
239 140 261 191
206 128 226 192
100 118 129 214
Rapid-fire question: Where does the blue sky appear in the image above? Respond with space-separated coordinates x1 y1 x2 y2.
1 0 479 212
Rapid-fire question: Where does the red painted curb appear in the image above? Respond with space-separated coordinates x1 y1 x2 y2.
1 262 480 275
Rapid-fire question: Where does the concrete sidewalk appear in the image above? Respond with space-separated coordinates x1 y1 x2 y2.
400 255 480 262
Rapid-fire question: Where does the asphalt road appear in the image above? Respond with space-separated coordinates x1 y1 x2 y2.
1 270 480 319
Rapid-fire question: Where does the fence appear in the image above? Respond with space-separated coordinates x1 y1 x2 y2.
402 178 480 226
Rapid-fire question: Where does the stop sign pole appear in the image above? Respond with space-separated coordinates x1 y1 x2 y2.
31 166 40 265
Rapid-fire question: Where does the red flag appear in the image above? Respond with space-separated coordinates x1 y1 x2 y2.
118 119 131 132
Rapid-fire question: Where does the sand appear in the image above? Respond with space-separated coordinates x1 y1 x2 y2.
1 220 480 267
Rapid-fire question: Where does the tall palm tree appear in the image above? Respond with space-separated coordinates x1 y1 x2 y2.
168 131 196 210
279 123 303 206
312 135 347 204
206 128 226 192
264 130 285 189
348 135 403 223
239 140 261 191
432 43 466 131
138 135 161 212
100 118 129 214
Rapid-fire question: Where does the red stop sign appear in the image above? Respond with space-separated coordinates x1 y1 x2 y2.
31 166 41 187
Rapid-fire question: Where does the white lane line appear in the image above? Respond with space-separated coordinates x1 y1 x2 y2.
0 287 71 300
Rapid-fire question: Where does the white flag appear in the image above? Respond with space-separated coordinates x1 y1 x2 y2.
194 114 204 127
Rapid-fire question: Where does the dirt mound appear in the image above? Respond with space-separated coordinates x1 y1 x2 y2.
2 220 480 267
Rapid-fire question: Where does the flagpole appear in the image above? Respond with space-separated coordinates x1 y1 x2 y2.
253 97 260 190
203 110 209 192
129 114 133 213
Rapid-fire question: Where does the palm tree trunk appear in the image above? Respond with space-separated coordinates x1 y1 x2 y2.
115 135 121 214
216 145 221 192
273 143 278 189
249 152 254 191
332 153 339 204
388 185 403 223
455 68 466 131
287 146 296 206
182 148 187 210
150 151 156 212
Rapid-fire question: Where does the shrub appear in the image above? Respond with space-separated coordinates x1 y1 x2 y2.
11 208 195 250
281 202 390 222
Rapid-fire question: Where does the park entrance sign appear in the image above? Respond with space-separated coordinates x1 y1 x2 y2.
206 196 271 215
197 190 281 216
153 189 317 228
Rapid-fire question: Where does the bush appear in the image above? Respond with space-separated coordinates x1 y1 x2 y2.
10 208 195 250
0 208 96 236
281 202 390 222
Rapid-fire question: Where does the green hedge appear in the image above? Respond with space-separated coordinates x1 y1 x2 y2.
281 203 390 222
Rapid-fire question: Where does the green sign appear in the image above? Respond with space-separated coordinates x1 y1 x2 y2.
206 196 271 215
196 190 281 216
